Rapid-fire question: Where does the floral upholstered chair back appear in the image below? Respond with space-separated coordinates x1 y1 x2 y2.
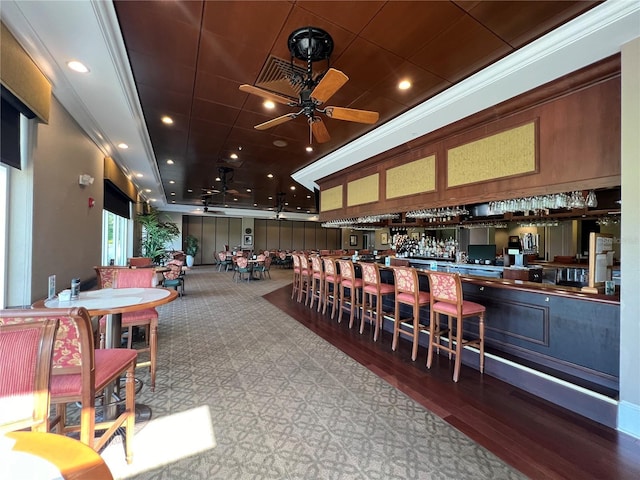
323 257 338 277
163 259 184 281
218 251 227 262
292 253 300 271
236 256 249 269
393 267 418 295
360 262 379 287
311 255 322 274
114 267 155 288
95 266 120 288
337 260 355 281
427 271 460 305
0 307 93 375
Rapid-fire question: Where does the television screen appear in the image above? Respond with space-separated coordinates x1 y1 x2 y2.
468 244 497 263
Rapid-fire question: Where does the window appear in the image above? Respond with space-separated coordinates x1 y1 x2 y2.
102 209 130 266
0 165 7 308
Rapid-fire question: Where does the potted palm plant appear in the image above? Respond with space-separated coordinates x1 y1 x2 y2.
137 207 180 265
185 234 199 267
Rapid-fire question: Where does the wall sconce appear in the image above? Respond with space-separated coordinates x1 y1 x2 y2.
79 174 94 186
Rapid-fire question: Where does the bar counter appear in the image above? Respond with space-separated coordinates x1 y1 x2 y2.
358 257 620 426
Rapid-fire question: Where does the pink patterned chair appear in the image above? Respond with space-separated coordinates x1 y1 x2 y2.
297 253 311 304
162 259 185 296
0 319 58 434
360 262 395 341
0 307 137 463
426 271 485 382
336 259 363 327
113 267 160 391
392 267 430 361
322 257 341 319
309 255 324 311
234 256 252 283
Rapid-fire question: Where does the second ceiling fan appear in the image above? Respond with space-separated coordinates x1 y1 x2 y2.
239 27 379 144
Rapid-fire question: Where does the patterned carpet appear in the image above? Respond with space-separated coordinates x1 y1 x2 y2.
101 266 526 480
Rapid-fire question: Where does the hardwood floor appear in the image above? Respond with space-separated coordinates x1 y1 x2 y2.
264 284 640 480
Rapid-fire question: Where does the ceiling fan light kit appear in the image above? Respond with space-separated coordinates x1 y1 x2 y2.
239 26 379 145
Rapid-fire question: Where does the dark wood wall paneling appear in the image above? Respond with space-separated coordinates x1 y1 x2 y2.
318 55 621 221
183 217 341 264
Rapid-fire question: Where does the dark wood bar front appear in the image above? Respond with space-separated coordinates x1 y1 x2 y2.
357 260 621 428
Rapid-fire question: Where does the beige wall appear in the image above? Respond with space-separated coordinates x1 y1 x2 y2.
619 36 640 438
29 96 104 302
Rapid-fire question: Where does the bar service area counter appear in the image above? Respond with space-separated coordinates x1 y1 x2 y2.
368 255 620 427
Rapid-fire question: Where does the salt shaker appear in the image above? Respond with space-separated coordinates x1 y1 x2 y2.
71 278 80 300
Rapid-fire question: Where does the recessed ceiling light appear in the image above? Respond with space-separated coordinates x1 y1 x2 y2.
145 189 151 193
171 200 176 203
297 206 301 210
268 196 273 200
118 143 129 149
230 153 238 159
169 180 175 184
285 202 289 206
166 159 174 165
187 189 193 193
267 173 274 178
150 198 156 202
215 177 221 182
170 192 176 196
307 195 311 199
234 198 238 201
273 140 288 147
305 146 313 152
136 173 143 178
264 100 275 110
290 186 296 190
67 60 89 73
253 203 257 207
246 189 251 192
398 80 412 90
161 116 174 125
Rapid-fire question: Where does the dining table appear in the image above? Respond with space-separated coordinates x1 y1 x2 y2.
1 431 114 480
33 286 178 420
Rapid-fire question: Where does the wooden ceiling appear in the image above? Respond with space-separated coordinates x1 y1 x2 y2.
113 0 599 215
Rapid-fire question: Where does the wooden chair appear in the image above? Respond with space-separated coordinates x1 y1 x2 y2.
392 267 430 361
322 257 341 319
291 254 301 299
336 259 363 327
0 319 59 434
95 266 128 289
426 271 485 382
0 308 137 463
128 257 153 267
309 255 324 311
163 259 185 296
217 251 232 272
298 253 311 304
114 268 160 391
234 256 252 283
360 262 395 341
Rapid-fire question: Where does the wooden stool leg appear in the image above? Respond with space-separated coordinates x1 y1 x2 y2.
453 316 464 382
479 313 485 373
392 301 400 351
426 310 436 368
411 305 419 361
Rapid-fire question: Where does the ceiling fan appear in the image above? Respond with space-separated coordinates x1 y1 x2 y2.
201 167 250 208
239 26 379 144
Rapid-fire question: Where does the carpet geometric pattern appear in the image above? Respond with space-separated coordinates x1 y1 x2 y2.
102 266 526 479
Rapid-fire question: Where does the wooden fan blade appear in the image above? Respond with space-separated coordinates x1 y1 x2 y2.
311 118 330 144
227 189 251 198
324 106 379 124
239 85 294 105
311 68 349 104
254 113 297 130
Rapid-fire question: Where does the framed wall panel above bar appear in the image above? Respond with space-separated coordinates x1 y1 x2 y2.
447 121 538 188
320 185 343 212
347 174 379 207
386 155 436 199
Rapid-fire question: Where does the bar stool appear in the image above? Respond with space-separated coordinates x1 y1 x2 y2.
360 262 395 341
392 266 430 361
309 255 324 311
336 259 363 327
425 271 485 382
291 253 301 300
322 257 341 319
298 252 311 304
